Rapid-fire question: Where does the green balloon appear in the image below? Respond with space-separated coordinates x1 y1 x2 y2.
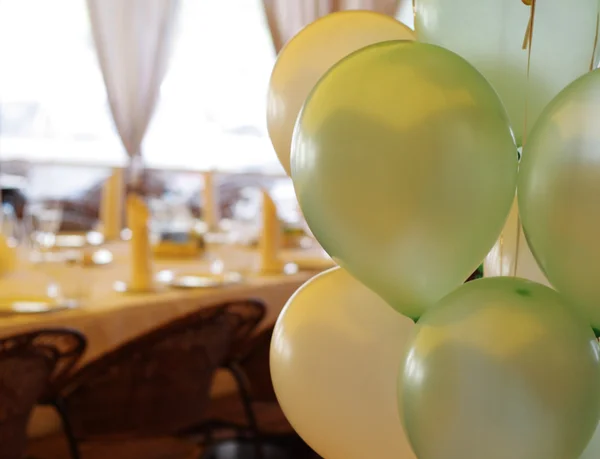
580 420 600 459
400 277 600 459
518 69 600 332
292 41 517 319
415 0 600 146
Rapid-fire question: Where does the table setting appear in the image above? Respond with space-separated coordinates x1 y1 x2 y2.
0 167 334 326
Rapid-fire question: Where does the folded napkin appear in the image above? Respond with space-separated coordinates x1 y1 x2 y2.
100 168 124 241
127 193 153 292
258 189 284 274
0 235 17 276
201 171 220 231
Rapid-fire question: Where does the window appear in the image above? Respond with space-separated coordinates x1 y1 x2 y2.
145 0 279 172
0 0 282 173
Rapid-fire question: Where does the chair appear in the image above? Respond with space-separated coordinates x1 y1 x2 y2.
0 328 86 459
49 300 265 459
203 326 319 459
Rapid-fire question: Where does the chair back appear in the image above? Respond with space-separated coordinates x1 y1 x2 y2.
240 326 277 402
60 300 265 440
0 328 86 459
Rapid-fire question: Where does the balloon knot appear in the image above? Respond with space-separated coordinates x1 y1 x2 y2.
594 327 600 340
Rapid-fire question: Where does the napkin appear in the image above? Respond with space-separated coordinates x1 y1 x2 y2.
100 168 124 241
258 189 284 274
127 193 153 292
0 235 17 276
201 171 220 231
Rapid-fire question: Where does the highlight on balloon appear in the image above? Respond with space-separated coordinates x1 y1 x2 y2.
265 3 600 459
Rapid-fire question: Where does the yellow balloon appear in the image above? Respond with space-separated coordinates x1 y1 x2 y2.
484 197 550 286
518 69 600 332
415 0 600 145
271 267 416 459
267 11 415 176
292 41 518 319
401 277 600 459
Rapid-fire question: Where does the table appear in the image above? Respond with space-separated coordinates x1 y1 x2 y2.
0 242 332 437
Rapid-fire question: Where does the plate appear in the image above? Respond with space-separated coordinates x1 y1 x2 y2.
113 281 162 294
0 297 78 315
291 257 336 271
170 272 243 289
54 234 86 248
54 232 105 249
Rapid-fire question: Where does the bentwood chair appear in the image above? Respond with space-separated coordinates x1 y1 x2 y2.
0 328 86 459
203 326 318 459
48 300 265 459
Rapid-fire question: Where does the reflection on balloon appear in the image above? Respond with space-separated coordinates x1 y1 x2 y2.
484 197 550 287
292 41 518 319
518 69 600 331
271 267 416 459
267 11 415 176
400 277 600 459
415 0 599 145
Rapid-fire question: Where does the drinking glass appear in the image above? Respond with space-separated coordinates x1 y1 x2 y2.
25 200 63 253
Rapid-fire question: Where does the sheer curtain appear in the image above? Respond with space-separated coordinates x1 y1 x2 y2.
86 0 181 165
262 0 401 52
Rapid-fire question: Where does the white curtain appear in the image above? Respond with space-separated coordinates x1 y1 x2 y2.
263 0 401 53
87 0 181 159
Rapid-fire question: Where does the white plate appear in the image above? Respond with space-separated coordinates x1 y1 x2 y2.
54 234 86 248
170 272 243 289
0 298 78 315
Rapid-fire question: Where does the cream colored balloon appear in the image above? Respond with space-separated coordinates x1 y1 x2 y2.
267 11 415 176
484 197 550 287
271 267 416 459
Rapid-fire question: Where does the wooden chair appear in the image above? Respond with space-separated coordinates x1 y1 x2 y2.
48 300 265 459
0 328 86 459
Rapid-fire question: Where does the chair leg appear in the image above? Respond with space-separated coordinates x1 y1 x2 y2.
51 398 82 459
226 362 264 459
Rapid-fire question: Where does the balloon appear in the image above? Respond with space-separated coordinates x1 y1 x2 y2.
415 0 599 145
292 41 518 319
270 267 416 459
484 197 550 287
518 69 600 332
400 277 600 459
267 11 415 176
581 420 600 459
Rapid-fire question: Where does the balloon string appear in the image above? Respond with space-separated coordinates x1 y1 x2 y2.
412 0 416 27
590 11 599 71
513 0 536 278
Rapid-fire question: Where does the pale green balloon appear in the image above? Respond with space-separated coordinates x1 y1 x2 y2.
580 420 600 459
415 0 599 146
518 69 600 332
400 277 600 459
292 41 518 319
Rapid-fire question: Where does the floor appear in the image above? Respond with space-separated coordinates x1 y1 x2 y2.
26 432 321 459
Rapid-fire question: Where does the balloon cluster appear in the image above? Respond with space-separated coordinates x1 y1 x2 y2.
267 6 600 459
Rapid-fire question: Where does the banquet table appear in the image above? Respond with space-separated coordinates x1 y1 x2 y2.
0 241 331 437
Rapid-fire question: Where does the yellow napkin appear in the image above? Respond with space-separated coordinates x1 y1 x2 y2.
201 171 219 231
100 168 124 241
0 235 17 276
127 193 153 292
258 189 284 274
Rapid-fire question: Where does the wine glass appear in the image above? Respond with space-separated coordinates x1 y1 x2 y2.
25 199 63 254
